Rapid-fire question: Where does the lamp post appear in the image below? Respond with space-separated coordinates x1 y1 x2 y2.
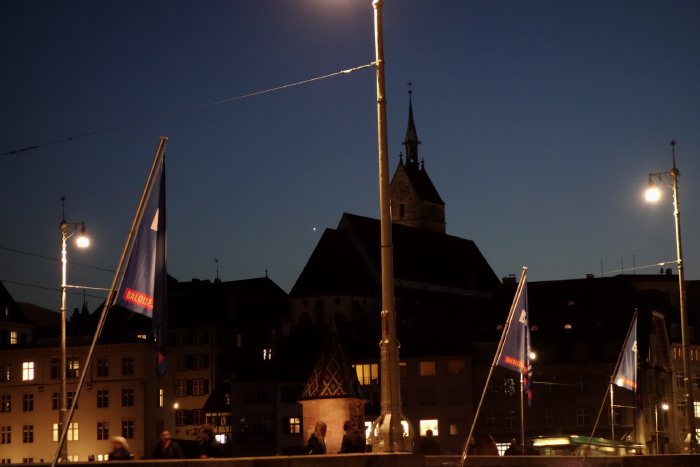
645 140 696 452
370 0 409 452
58 197 90 461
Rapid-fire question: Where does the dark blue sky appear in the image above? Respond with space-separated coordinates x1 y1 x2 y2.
2 0 700 313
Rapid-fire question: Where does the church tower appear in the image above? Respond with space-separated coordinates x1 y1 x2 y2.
389 87 446 233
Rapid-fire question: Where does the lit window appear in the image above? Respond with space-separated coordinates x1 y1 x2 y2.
21 362 34 381
354 363 379 385
137 334 147 340
67 358 80 378
447 359 465 376
418 419 438 436
419 361 436 377
288 417 301 434
564 324 573 330
262 348 273 361
694 402 700 419
9 332 17 345
52 423 79 441
159 389 164 408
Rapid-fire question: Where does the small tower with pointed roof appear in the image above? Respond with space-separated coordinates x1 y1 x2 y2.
390 85 446 233
298 328 366 454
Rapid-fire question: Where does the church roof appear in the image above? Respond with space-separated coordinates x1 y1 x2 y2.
290 213 500 297
299 331 364 400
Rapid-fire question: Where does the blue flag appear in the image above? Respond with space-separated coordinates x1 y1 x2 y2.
497 275 532 406
116 160 168 376
613 314 637 392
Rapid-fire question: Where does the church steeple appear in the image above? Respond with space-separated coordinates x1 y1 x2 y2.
389 85 446 233
403 83 421 166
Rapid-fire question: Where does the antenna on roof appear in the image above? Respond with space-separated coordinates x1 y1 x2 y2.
214 258 219 281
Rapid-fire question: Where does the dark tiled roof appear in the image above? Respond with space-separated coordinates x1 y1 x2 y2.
0 282 32 325
291 213 500 297
300 332 364 400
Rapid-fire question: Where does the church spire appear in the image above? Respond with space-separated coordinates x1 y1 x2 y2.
403 83 421 166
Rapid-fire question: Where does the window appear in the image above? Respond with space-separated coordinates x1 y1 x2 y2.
575 375 588 393
68 391 77 409
545 409 557 428
0 395 10 413
545 376 559 394
419 360 437 377
175 409 189 426
97 389 109 408
692 348 700 361
417 388 437 405
447 386 467 405
287 417 301 434
193 329 209 345
354 363 379 385
192 379 205 396
121 420 135 439
9 331 17 345
22 459 33 464
694 374 700 389
176 355 188 371
486 410 498 429
400 361 407 377
447 359 466 376
448 418 467 435
121 357 134 376
576 408 589 427
0 365 9 382
193 409 205 425
22 393 33 412
21 362 34 381
122 387 134 407
175 380 187 397
262 348 273 360
0 426 10 444
193 354 209 370
418 419 438 436
159 388 164 408
694 401 700 419
678 401 687 417
52 423 78 441
503 378 516 397
67 358 79 378
97 421 109 440
50 357 59 379
175 331 189 346
52 392 58 410
504 410 516 429
676 372 685 389
96 358 109 377
22 425 33 443
673 346 683 360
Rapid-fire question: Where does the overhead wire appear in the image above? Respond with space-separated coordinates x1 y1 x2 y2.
1 62 375 157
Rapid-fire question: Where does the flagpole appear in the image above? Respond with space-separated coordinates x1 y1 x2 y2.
585 309 638 457
610 384 615 440
460 267 527 467
520 372 525 454
50 137 168 467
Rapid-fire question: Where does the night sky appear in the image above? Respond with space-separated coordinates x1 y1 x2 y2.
2 0 700 314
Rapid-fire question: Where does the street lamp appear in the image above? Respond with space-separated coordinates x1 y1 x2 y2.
645 140 696 452
58 196 90 462
369 0 411 452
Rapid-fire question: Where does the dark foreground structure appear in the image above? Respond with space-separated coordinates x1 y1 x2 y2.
29 453 700 467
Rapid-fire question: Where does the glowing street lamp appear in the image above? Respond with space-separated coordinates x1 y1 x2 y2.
58 197 90 462
645 141 696 452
